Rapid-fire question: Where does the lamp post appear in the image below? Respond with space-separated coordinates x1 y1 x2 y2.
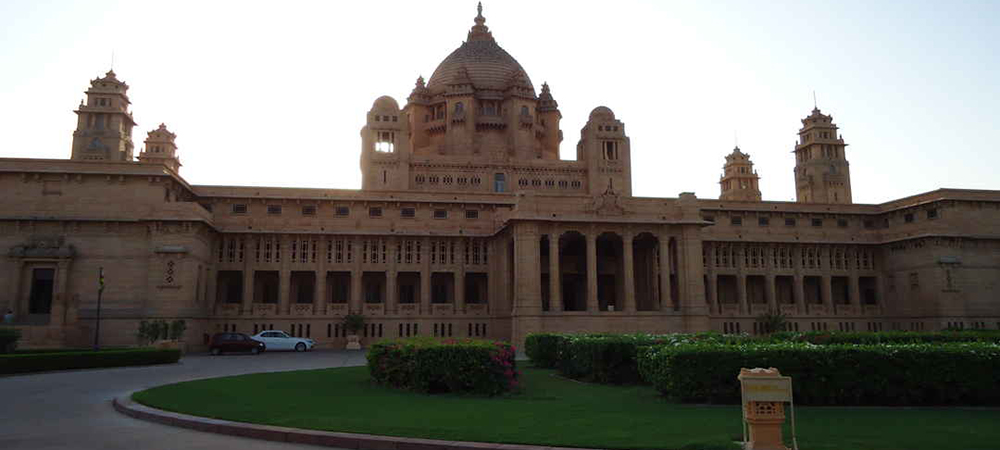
93 267 104 351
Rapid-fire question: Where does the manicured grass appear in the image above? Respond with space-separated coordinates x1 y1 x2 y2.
132 367 1000 450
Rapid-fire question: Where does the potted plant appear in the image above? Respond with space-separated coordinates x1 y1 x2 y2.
342 313 365 350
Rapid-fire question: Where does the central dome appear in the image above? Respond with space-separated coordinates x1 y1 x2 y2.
426 5 534 95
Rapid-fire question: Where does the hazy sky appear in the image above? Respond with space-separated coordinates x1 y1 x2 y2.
1 0 997 204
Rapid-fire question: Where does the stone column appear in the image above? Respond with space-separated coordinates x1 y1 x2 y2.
793 274 806 314
51 260 70 327
242 267 254 315
659 233 672 311
623 231 636 312
314 237 327 315
586 232 598 312
821 275 833 309
549 232 562 312
11 261 25 315
386 269 396 314
350 237 362 314
278 269 291 315
455 267 465 314
765 274 777 310
708 273 719 314
513 224 542 314
421 237 431 314
386 237 397 315
737 274 748 315
849 275 861 306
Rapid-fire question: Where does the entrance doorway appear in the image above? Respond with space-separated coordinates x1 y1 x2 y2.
29 268 55 315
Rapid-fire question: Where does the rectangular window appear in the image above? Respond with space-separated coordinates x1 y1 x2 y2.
369 207 382 218
232 204 248 214
758 217 769 226
837 218 848 228
785 218 796 226
494 173 506 192
811 218 823 227
730 216 742 226
267 205 282 215
401 207 416 218
465 210 478 219
433 209 447 219
335 206 350 217
863 219 875 229
302 205 317 216
927 208 938 219
904 213 914 223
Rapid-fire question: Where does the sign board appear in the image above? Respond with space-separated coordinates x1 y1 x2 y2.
741 376 793 402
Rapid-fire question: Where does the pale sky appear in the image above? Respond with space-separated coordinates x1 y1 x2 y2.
1 0 998 204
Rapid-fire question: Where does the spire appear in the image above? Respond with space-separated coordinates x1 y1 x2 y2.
467 2 493 42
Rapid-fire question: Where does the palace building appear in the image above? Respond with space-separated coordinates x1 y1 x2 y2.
2 6 999 349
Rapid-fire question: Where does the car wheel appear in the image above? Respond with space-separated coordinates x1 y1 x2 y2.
210 347 221 356
251 347 260 355
295 342 306 352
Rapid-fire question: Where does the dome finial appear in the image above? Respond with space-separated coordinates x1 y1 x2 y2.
468 2 492 41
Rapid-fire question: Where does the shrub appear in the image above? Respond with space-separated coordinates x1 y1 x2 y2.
0 327 22 353
0 348 181 375
524 333 567 368
342 314 365 335
638 341 1000 406
545 332 750 385
368 337 517 396
168 320 187 340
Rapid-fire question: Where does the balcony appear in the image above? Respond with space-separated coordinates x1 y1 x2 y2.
398 303 419 316
432 304 454 316
292 304 313 316
218 304 240 316
807 304 829 316
835 304 860 316
252 303 277 316
327 303 349 316
720 304 740 316
364 303 385 316
466 303 488 316
779 304 798 316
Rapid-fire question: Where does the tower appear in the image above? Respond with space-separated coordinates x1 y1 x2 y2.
360 96 411 191
578 106 632 196
70 70 136 162
793 107 852 204
137 124 181 173
719 146 761 201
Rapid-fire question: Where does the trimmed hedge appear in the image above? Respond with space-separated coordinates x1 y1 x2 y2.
0 327 21 353
367 337 518 396
638 342 1000 406
769 330 1000 345
524 333 566 369
554 333 750 384
0 348 182 374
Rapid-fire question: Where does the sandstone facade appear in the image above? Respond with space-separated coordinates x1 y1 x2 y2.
2 6 998 349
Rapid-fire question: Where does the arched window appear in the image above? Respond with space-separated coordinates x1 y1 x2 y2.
455 102 464 114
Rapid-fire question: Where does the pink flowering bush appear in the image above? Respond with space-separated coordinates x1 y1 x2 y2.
367 337 519 396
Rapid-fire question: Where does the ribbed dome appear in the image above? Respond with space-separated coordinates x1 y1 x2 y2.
426 5 534 95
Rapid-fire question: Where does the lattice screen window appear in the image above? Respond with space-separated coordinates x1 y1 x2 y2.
165 260 176 284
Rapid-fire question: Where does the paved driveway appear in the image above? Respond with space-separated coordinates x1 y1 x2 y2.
0 350 368 450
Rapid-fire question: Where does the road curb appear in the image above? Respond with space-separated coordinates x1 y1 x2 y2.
113 395 601 450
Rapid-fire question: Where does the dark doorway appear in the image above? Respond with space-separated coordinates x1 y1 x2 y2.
29 268 55 314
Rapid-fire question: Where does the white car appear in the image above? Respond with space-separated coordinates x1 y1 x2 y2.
251 330 315 352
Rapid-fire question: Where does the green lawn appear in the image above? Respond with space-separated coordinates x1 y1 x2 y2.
132 367 1000 450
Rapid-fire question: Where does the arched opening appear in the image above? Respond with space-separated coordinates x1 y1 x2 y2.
558 231 587 311
597 232 624 312
633 232 660 311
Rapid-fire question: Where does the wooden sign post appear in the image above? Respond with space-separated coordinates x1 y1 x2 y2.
738 367 798 450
